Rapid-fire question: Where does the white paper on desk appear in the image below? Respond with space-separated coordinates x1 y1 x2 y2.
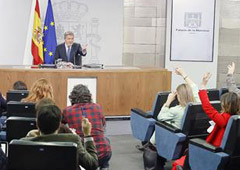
207 120 215 133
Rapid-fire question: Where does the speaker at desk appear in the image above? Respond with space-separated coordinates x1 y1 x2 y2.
7 101 36 118
6 90 29 102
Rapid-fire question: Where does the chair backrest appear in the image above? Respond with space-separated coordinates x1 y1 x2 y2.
6 117 37 142
181 101 221 138
152 92 178 119
221 115 240 156
220 115 240 169
8 140 78 170
7 101 36 118
219 86 240 97
6 90 29 102
207 89 220 101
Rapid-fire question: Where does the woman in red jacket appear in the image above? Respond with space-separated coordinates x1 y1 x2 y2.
173 72 240 170
199 72 240 147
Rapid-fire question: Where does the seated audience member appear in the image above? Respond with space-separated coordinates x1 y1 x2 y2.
27 98 72 137
63 84 112 170
22 104 98 170
226 62 240 96
150 67 200 145
0 92 6 114
200 72 240 146
22 78 54 103
13 80 27 90
176 72 240 170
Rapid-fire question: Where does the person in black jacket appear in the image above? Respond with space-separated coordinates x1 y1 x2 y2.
0 92 6 115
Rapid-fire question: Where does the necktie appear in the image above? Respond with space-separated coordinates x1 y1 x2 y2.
67 47 71 61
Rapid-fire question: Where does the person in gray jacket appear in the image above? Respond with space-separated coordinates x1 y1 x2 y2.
226 62 240 96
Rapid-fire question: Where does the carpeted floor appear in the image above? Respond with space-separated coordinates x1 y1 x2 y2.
106 120 172 170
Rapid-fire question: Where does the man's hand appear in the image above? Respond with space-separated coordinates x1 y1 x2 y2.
66 62 74 68
201 72 212 89
82 118 92 136
82 44 88 54
227 62 235 75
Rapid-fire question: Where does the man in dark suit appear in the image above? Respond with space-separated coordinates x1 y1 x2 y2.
54 31 87 66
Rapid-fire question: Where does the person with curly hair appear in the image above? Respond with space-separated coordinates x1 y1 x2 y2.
63 84 111 170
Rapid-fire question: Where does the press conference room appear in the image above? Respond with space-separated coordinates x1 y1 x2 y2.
0 0 239 169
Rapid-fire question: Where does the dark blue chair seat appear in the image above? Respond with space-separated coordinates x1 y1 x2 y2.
131 92 178 142
189 115 240 170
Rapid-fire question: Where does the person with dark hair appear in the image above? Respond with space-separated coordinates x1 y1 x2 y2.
63 84 112 170
27 98 72 137
13 81 27 90
22 104 98 170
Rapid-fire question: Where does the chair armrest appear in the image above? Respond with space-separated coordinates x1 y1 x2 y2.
131 108 152 118
156 121 181 133
190 138 222 152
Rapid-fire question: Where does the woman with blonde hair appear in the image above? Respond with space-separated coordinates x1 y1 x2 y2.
145 67 200 170
22 78 54 103
150 67 200 144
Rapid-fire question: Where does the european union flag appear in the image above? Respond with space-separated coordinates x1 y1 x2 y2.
43 0 57 64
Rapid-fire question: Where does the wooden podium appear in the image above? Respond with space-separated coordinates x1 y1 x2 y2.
0 67 171 116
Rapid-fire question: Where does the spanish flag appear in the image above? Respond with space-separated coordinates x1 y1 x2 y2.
31 0 43 65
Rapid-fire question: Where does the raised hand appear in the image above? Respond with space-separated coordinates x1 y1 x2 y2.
201 72 212 89
82 44 88 50
227 62 235 75
82 118 92 136
175 67 187 78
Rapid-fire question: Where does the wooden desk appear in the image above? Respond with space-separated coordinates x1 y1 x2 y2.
0 67 171 116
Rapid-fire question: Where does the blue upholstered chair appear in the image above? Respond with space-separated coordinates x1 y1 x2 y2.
131 89 220 142
207 89 220 101
131 92 178 142
219 87 228 97
155 101 221 160
219 86 240 97
8 140 78 170
189 115 240 170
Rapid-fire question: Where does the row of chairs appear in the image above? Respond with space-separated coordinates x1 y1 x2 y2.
0 90 35 141
131 88 236 142
1 90 79 169
0 102 36 141
131 88 240 170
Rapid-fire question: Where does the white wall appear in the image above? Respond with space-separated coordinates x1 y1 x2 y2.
0 0 32 65
165 0 220 90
